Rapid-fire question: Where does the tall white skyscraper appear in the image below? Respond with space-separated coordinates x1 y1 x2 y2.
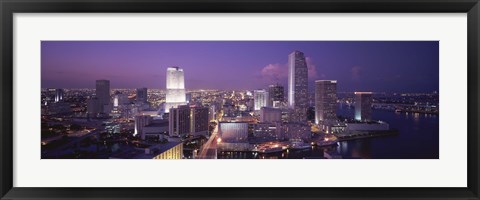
315 80 337 124
164 67 187 113
287 50 308 121
253 89 269 111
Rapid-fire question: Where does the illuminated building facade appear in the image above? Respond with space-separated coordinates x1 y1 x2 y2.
253 122 282 141
268 84 284 108
190 106 209 136
168 105 190 136
282 122 311 140
110 142 183 159
253 89 268 111
151 142 183 159
355 92 373 121
55 88 64 102
45 88 56 104
315 80 338 124
287 50 308 121
113 92 129 107
165 67 187 113
134 115 152 137
218 122 248 143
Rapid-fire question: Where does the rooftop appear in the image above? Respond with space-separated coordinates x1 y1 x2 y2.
315 80 337 83
144 119 169 127
354 92 373 94
110 142 182 159
167 66 183 71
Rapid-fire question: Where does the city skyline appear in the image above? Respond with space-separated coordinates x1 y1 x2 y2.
40 42 439 160
41 41 439 92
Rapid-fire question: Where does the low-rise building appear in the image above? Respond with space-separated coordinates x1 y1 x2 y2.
45 102 72 115
322 119 390 134
282 122 311 141
110 142 183 159
142 119 169 141
259 107 282 123
252 122 282 142
218 122 249 143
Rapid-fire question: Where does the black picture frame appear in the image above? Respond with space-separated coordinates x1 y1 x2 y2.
1 0 479 199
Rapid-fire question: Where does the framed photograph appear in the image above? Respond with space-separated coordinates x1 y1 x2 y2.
1 0 479 199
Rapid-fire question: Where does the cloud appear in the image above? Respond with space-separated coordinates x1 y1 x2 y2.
351 66 363 80
259 63 288 83
258 57 325 84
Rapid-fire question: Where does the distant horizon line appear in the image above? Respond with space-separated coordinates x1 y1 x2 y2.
41 88 438 94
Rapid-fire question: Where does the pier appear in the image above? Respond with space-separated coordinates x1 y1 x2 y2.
335 130 398 142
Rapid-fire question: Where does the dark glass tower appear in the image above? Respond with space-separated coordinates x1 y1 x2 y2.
95 80 110 112
136 87 148 103
315 80 337 124
268 84 284 107
355 92 373 121
288 50 308 121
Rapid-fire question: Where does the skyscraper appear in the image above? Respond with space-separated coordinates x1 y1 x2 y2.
96 80 110 113
315 80 337 124
288 50 308 121
253 89 269 111
136 87 148 103
87 97 102 114
190 106 209 136
268 84 284 108
209 104 216 121
165 67 187 113
355 92 373 121
113 91 129 107
55 88 64 102
134 115 152 137
168 105 191 137
46 88 56 103
113 94 119 107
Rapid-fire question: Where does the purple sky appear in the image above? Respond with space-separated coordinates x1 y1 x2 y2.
41 41 439 92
